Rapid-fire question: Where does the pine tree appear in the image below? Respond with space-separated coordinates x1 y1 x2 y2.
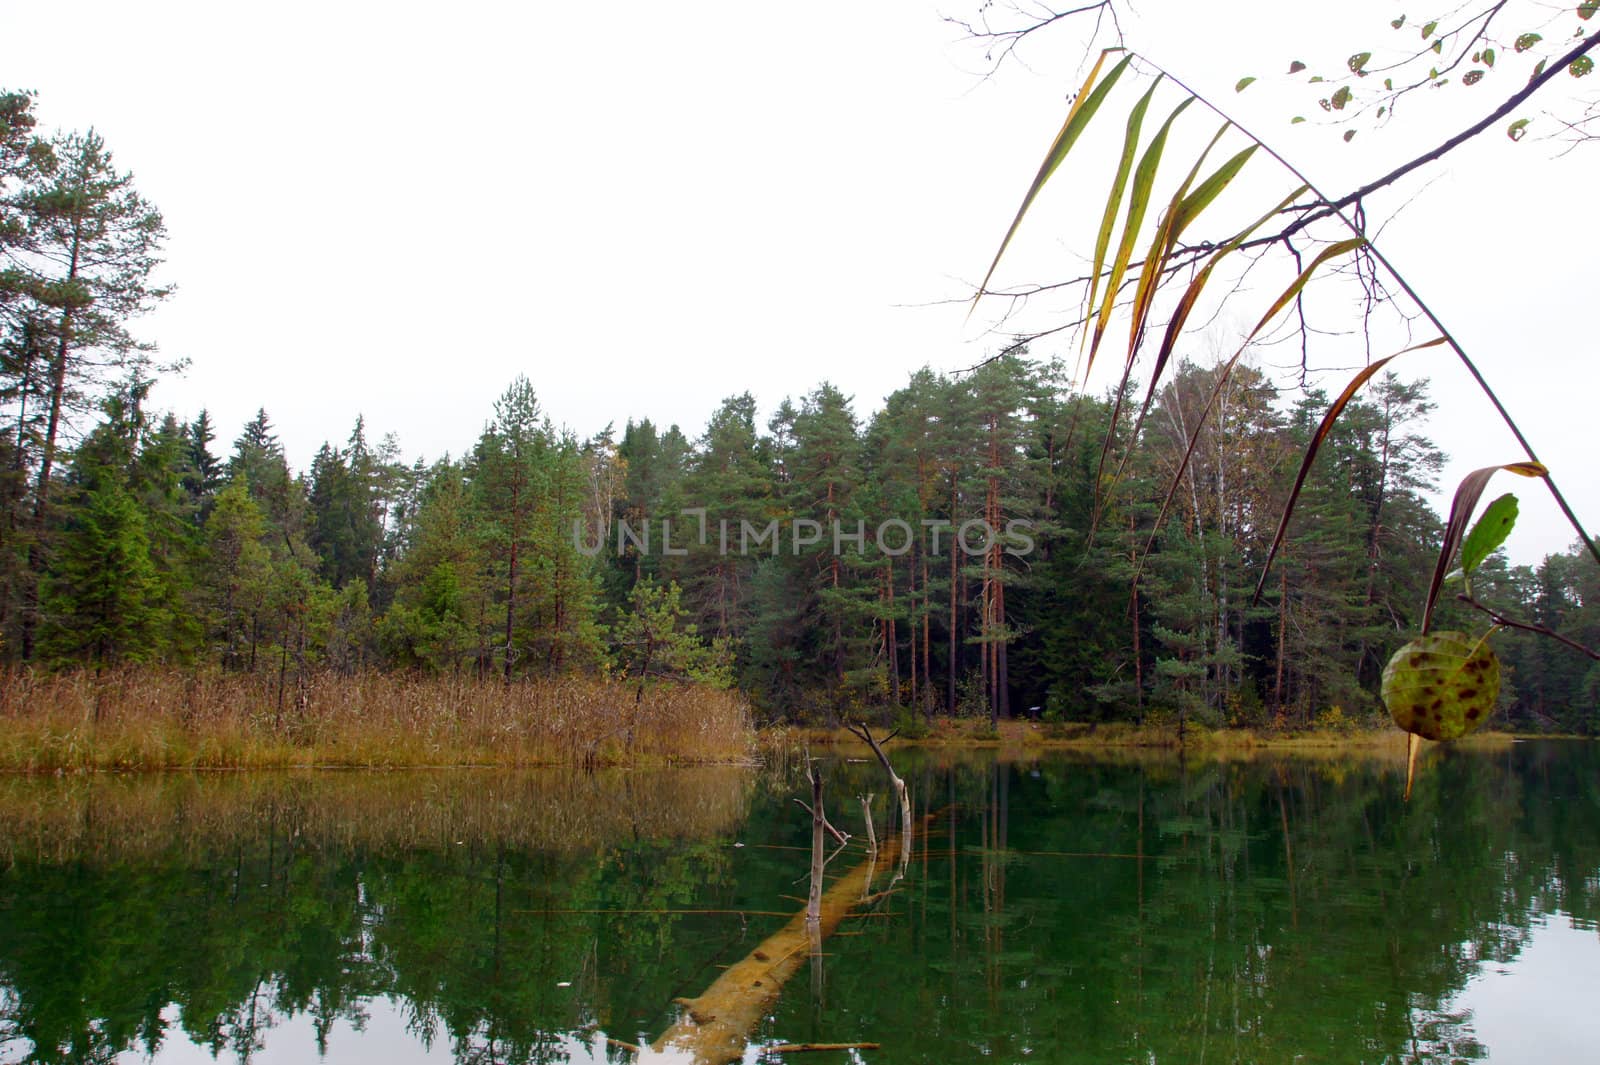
472 379 548 681
467 379 599 678
134 409 205 659
7 128 170 660
787 383 862 691
679 393 773 641
1008 388 1137 721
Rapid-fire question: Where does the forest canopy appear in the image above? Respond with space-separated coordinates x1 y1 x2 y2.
1 62 1595 734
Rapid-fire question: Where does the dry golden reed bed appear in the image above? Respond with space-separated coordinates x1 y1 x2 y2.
0 669 755 771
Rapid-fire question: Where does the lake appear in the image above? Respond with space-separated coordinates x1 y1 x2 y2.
1 740 1597 1063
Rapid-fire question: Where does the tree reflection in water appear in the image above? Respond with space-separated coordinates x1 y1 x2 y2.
0 743 1595 1063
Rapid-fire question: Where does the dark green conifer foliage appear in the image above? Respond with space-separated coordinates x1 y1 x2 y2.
379 459 485 675
680 393 772 641
202 480 271 671
308 418 386 594
185 409 223 507
42 408 167 667
787 383 861 689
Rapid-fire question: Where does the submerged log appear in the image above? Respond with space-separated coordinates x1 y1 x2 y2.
643 809 929 1064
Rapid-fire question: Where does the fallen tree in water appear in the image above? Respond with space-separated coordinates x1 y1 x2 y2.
644 765 924 1064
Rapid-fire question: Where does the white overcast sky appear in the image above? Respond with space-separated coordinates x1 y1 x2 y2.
2 0 1593 564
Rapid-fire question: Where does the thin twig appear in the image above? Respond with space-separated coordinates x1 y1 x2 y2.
1456 593 1600 660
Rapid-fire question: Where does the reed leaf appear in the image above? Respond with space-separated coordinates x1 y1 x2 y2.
1125 122 1234 363
972 50 1131 310
1115 185 1309 480
1082 77 1163 358
1093 125 1249 510
1135 238 1368 575
1252 336 1449 606
1086 96 1195 378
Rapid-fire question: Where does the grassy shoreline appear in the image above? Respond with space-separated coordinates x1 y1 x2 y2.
3 669 1570 773
0 669 754 772
769 718 1534 756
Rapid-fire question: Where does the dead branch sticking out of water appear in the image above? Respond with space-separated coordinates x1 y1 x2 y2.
644 789 934 1064
844 722 911 846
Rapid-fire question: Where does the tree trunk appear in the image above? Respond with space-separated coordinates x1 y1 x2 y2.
21 219 85 661
503 479 519 684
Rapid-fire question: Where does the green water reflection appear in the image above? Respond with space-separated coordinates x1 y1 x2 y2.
0 743 1597 1063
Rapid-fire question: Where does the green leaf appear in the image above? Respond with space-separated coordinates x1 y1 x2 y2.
1392 14 1406 29
1508 116 1531 140
1344 129 1357 141
1463 69 1485 85
1235 76 1256 92
1423 462 1549 632
1124 132 1257 368
1083 96 1195 379
1081 76 1161 367
1483 47 1495 67
1583 1 1599 20
1382 632 1501 741
972 50 1131 308
1331 85 1353 109
1291 115 1307 123
1461 493 1519 575
1433 38 1444 53
1572 54 1595 76
1289 59 1307 73
1421 20 1438 37
1348 51 1373 74
1516 32 1543 51
1531 58 1549 81
1096 121 1250 507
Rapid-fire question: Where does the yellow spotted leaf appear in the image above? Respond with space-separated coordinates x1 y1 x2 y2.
1382 632 1501 741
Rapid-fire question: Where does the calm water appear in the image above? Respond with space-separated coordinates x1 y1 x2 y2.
1 742 1597 1064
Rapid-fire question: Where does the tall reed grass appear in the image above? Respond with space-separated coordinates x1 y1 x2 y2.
0 669 754 771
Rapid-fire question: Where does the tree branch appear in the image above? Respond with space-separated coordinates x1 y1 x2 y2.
1270 28 1600 248
1457 593 1600 660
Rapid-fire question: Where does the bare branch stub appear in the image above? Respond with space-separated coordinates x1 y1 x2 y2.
793 797 852 845
844 721 912 838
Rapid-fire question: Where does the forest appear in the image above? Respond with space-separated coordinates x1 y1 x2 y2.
1 87 1596 738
